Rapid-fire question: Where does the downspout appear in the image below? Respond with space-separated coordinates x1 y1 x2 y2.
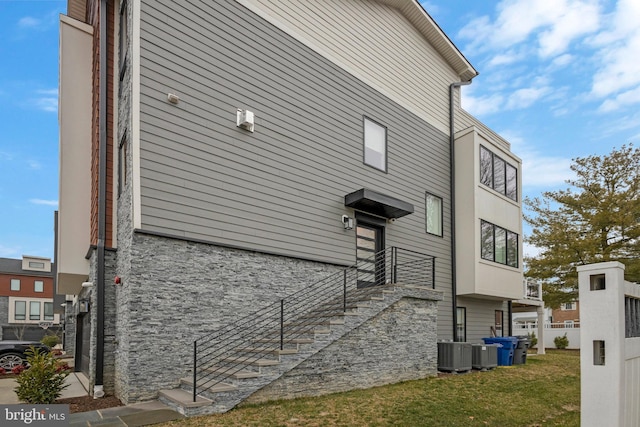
95 0 108 397
508 301 513 336
449 80 471 341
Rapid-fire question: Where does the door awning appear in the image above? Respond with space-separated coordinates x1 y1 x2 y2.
344 188 414 219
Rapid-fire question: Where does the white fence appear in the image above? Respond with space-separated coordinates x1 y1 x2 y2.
512 323 581 350
578 262 640 427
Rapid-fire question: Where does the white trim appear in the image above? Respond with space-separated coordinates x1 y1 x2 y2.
132 0 142 229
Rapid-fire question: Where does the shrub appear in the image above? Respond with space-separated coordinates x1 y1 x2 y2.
12 365 25 375
41 334 60 349
554 334 569 350
527 331 538 348
14 346 69 404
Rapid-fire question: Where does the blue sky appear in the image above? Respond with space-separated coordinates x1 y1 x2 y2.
0 0 639 260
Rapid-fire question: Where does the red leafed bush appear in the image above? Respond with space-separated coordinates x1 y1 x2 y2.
12 365 25 375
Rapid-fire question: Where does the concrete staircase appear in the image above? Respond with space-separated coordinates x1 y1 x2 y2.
158 285 408 416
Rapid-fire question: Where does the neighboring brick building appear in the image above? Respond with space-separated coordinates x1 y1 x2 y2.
551 301 580 327
0 255 61 341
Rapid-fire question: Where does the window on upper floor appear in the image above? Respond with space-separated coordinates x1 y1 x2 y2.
15 301 26 321
363 117 387 172
34 280 44 293
10 279 20 291
561 302 575 311
28 261 45 269
119 0 129 82
479 145 518 201
481 220 518 268
29 301 41 320
44 302 54 321
118 131 128 196
425 192 443 237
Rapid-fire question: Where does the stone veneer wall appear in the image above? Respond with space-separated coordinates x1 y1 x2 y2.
244 295 440 403
116 232 343 402
63 301 75 355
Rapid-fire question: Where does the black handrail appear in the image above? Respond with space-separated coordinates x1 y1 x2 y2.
192 247 435 401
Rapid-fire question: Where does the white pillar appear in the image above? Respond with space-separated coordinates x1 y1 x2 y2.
578 261 626 427
536 305 546 355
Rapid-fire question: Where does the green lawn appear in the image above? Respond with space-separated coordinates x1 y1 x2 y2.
159 350 580 427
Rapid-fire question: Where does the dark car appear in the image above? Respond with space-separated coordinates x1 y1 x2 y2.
0 341 50 370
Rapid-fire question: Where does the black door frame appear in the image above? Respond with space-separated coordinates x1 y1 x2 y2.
355 213 386 288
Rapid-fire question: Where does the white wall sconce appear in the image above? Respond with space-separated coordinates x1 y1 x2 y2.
167 93 180 104
342 215 354 230
82 282 94 288
237 109 255 132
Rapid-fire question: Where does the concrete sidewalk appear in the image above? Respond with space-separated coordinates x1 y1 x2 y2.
0 372 185 426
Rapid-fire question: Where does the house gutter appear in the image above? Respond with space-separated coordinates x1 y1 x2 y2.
95 0 108 397
449 80 472 341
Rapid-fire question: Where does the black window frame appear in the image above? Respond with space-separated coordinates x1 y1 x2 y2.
480 220 519 268
479 145 518 202
44 302 54 321
118 131 128 196
425 192 443 237
363 116 388 173
29 301 41 321
118 0 129 82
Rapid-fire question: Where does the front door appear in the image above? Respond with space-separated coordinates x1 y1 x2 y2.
356 219 385 288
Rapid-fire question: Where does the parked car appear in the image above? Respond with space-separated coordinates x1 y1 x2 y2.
0 341 50 370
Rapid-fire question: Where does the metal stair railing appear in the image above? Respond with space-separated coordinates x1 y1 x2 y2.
192 246 435 401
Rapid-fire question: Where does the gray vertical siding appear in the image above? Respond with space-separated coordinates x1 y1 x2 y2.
457 297 510 343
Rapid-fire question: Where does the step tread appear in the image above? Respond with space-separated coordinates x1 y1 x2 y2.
253 338 315 344
201 367 261 379
181 377 240 391
237 347 299 355
159 389 213 408
220 356 281 366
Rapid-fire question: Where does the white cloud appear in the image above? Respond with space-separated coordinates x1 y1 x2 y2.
18 16 41 28
27 160 42 170
29 199 58 207
31 89 58 113
598 85 640 112
458 0 602 58
506 86 552 109
461 91 504 116
500 131 574 189
487 51 524 67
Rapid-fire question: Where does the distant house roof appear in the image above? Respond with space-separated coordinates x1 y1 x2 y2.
0 257 54 277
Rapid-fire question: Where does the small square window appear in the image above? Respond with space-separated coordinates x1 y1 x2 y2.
425 193 443 236
363 117 387 172
34 280 44 292
29 301 41 320
593 340 605 365
590 274 606 290
10 279 20 291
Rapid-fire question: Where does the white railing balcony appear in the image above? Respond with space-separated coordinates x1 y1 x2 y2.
523 279 542 301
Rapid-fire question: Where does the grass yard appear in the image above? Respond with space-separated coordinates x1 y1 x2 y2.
158 350 580 427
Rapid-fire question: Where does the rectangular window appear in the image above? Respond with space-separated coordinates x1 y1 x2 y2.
44 302 54 321
479 145 518 201
34 280 44 293
425 193 443 236
456 307 466 342
590 274 606 291
10 279 20 291
28 261 45 269
29 301 41 320
495 310 504 337
118 131 128 196
561 302 575 311
593 340 605 365
363 117 387 172
15 301 26 320
481 220 519 267
119 0 129 81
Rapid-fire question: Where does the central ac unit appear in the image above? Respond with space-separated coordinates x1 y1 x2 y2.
437 341 472 372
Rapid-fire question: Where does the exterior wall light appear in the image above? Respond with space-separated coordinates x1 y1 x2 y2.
342 215 354 230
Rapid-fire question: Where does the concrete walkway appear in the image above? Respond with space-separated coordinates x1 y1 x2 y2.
0 372 185 426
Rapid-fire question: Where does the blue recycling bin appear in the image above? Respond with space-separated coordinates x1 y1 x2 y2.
482 337 518 366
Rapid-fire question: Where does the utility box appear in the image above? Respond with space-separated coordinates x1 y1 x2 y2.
472 344 498 370
437 341 472 372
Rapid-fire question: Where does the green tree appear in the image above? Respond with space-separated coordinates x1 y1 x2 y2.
524 145 640 308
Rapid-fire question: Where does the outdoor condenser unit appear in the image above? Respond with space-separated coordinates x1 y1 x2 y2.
437 341 472 372
472 344 498 370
